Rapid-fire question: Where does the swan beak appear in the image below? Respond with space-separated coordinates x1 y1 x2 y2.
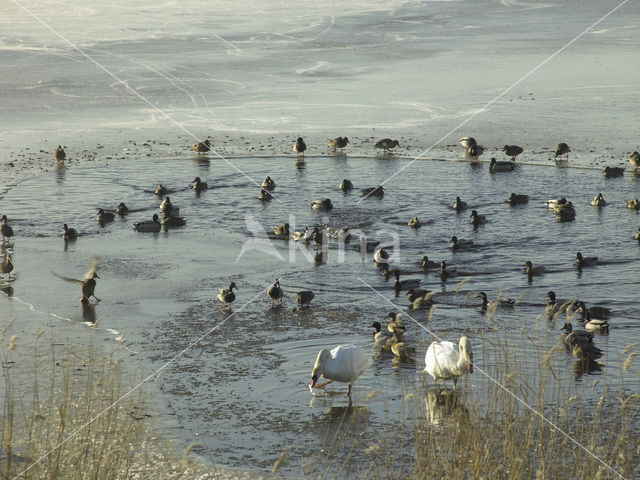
310 374 318 388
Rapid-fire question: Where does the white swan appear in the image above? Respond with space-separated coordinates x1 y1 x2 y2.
424 336 473 389
310 344 372 397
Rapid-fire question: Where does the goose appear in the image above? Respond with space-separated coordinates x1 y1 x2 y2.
489 157 515 172
52 258 101 304
385 312 406 334
162 216 186 227
273 223 290 236
154 184 167 196
54 145 66 161
96 208 115 224
311 198 333 211
368 321 396 346
373 248 390 265
603 166 624 178
258 189 273 201
361 185 384 197
374 138 400 153
160 197 179 217
449 235 473 250
523 260 545 277
576 252 598 268
267 279 283 305
460 137 477 151
420 256 440 270
507 193 529 205
192 139 211 154
476 291 515 309
218 282 238 307
295 290 315 306
116 202 129 216
554 143 570 161
1 216 14 243
62 223 78 240
467 144 484 160
408 217 422 228
590 193 606 207
393 271 420 292
626 199 640 211
329 137 349 151
469 210 486 226
406 288 431 303
339 179 353 191
453 196 467 212
293 137 307 158
192 177 208 192
292 227 309 242
309 344 372 398
630 151 640 170
134 214 162 232
0 253 13 278
424 336 473 389
580 310 609 334
261 176 276 190
502 145 523 161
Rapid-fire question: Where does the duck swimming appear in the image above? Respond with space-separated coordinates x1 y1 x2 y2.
160 197 179 217
116 202 129 216
62 223 78 240
293 137 307 158
490 157 515 172
296 290 315 306
576 251 598 268
523 260 545 277
54 145 66 161
310 344 372 399
368 321 396 346
453 196 467 212
329 137 349 151
261 176 276 190
162 216 186 227
273 223 290 236
449 236 473 250
507 193 528 205
218 282 238 307
154 184 167 196
373 248 390 264
406 288 430 303
476 291 515 310
134 214 162 233
96 208 115 224
192 177 208 192
192 139 211 154
469 210 486 227
424 336 473 389
267 279 283 305
408 217 422 228
603 166 624 178
374 138 400 153
626 199 640 211
361 185 384 197
590 193 606 207
1 216 14 244
258 189 273 201
579 310 609 334
421 256 439 270
393 271 420 292
311 199 333 211
339 179 353 191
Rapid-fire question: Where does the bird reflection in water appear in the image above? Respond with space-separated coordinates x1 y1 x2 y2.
81 302 97 325
423 389 469 426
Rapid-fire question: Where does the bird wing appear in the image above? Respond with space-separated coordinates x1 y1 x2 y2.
51 271 84 285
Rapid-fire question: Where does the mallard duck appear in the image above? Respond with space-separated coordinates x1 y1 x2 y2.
439 260 456 280
373 248 390 264
0 253 13 278
424 336 473 389
192 139 211 154
412 292 435 310
296 290 315 306
134 214 162 232
556 205 576 222
507 193 529 205
393 271 420 292
154 184 167 196
580 310 609 334
469 210 486 226
408 217 422 228
390 336 413 360
62 223 78 240
218 282 237 307
339 179 353 191
311 198 333 211
603 166 624 178
453 196 467 212
630 151 640 170
329 137 349 151
523 260 545 277
1 216 14 243
378 263 398 281
258 189 273 201
502 145 523 161
267 279 283 304
309 344 372 398
116 202 129 216
312 227 324 250
261 176 276 190
374 138 400 153
368 321 395 345
554 143 570 161
162 216 186 227
192 177 208 192
576 251 598 268
96 208 115 224
572 342 604 362
406 288 430 303
460 137 477 151
467 144 484 160
385 312 406 334
160 197 179 217
293 137 307 158
53 258 101 304
546 197 568 210
421 256 439 270
560 322 595 348
292 227 309 242
54 145 66 161
590 193 606 206
361 185 384 197
626 199 640 210
449 236 473 250
489 157 515 172
273 223 290 236
476 291 515 309
546 290 571 318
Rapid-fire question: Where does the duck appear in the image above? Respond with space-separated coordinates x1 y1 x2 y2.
390 336 413 360
379 263 399 281
258 189 273 201
408 217 422 228
292 227 309 242
393 271 420 292
134 214 162 232
368 321 396 346
449 235 473 250
424 336 473 389
310 198 333 211
1 216 14 244
636 227 640 241
54 145 66 161
373 248 390 264
162 216 186 227
476 291 515 310
469 210 486 227
546 197 568 210
453 196 467 212
160 197 179 216
460 137 477 151
0 253 13 278
626 199 640 211
295 290 315 306
309 344 372 398
467 144 485 160
374 138 400 153
267 279 283 305
192 139 211 154
507 193 529 205
554 143 570 161
62 223 78 240
556 203 576 222
560 322 595 348
571 301 612 320
590 193 607 206
218 282 238 307
329 137 349 151
339 179 353 191
579 310 609 334
361 185 384 197
489 157 515 172
293 137 307 158
192 177 208 192
576 251 598 268
406 288 431 303
116 202 129 216
546 290 571 319
52 258 101 304
412 292 435 310
261 176 276 190
312 227 324 250
96 208 115 224
571 342 604 362
502 145 523 161
439 260 456 280
385 312 406 334
273 223 290 236
420 255 440 270
603 166 624 178
630 151 640 170
523 260 545 277
154 184 167 196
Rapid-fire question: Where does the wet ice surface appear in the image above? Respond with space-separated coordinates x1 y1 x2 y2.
2 153 640 475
